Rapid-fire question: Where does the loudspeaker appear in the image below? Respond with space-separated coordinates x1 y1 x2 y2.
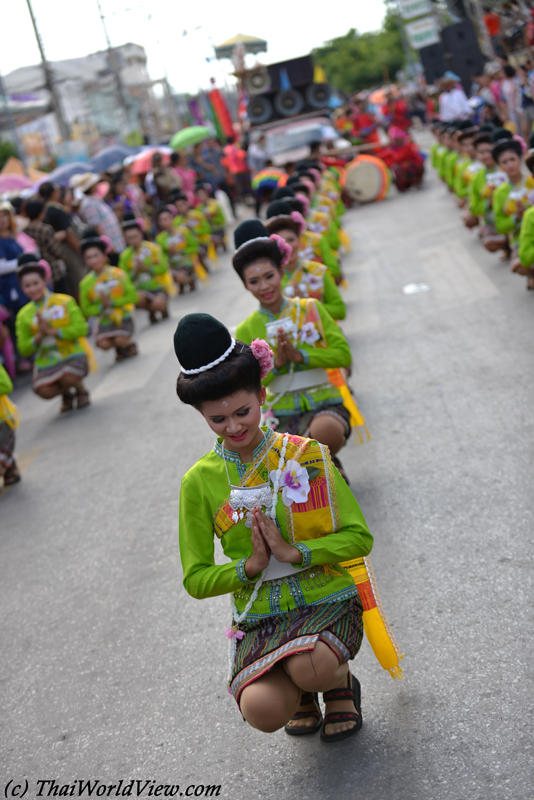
419 43 446 85
440 20 484 93
245 68 271 96
245 56 331 125
266 56 314 92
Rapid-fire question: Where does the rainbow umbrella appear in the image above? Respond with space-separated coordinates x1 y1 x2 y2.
251 167 285 196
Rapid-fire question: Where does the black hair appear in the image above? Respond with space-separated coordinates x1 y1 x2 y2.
273 186 295 200
10 196 23 213
26 199 45 221
232 238 282 282
287 182 309 197
17 252 47 279
492 138 522 163
474 132 492 148
504 65 516 78
266 200 292 218
155 204 174 219
176 342 262 408
81 226 107 253
285 196 306 215
38 181 56 201
121 212 143 232
170 190 188 203
170 151 179 165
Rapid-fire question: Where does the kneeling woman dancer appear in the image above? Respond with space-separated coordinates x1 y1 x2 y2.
176 312 373 742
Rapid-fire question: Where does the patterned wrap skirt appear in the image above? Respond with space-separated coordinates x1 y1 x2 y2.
230 595 363 704
0 421 15 468
274 401 351 442
32 354 89 391
95 315 134 342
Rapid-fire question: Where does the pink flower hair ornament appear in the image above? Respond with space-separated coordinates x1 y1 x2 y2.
296 192 311 215
39 259 52 281
513 134 527 154
290 210 307 236
100 235 113 254
269 233 293 267
250 338 275 379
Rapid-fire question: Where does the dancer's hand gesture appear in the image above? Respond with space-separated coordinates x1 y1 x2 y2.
250 508 302 566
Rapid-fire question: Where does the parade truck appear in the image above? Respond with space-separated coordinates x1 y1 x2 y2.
244 55 350 165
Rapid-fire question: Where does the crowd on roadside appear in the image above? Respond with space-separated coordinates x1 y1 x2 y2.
0 140 364 487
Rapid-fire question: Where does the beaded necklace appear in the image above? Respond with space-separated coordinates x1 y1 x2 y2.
225 431 289 690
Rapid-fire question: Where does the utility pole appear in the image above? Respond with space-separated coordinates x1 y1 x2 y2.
0 71 27 171
95 0 130 135
25 0 70 141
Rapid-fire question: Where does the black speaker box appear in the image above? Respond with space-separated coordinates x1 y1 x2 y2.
440 20 484 92
419 43 446 85
266 56 315 91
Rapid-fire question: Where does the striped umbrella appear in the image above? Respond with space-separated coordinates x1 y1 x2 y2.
251 167 285 195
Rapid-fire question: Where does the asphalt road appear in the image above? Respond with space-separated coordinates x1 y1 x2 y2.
2 141 533 800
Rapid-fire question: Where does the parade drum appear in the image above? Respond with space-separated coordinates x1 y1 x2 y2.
342 155 390 203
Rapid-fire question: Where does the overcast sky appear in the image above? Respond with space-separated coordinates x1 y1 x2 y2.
2 0 387 94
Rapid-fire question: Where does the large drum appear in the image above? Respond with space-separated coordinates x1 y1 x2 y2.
340 155 391 203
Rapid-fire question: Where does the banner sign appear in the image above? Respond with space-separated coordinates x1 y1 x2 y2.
405 16 441 49
398 0 432 20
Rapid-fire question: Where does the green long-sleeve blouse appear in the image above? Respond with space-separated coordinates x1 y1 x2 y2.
518 205 534 268
178 428 373 618
79 266 138 319
16 293 88 368
236 298 351 417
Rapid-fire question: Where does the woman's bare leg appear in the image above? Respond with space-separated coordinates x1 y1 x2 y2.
240 662 301 733
309 415 346 456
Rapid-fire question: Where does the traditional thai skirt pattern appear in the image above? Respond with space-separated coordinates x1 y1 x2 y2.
32 354 89 390
0 421 15 468
274 401 351 440
95 316 135 341
230 595 363 702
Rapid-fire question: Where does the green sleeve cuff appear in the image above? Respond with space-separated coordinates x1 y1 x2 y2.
298 349 310 366
235 557 257 584
56 329 63 340
293 543 312 568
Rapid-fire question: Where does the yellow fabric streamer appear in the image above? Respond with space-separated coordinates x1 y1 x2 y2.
0 396 20 430
341 555 404 679
207 241 220 268
193 256 209 283
327 369 370 444
339 228 351 252
80 338 98 374
157 270 177 297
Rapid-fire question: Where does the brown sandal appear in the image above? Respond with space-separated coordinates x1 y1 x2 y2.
4 461 21 486
284 692 323 736
76 390 90 409
321 673 362 743
60 391 75 413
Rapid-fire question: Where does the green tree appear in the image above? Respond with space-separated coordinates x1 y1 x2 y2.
312 10 406 94
0 139 18 171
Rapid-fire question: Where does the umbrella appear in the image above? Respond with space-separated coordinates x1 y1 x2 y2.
128 147 173 176
170 126 212 150
0 174 34 195
40 162 89 187
251 167 285 195
90 145 138 173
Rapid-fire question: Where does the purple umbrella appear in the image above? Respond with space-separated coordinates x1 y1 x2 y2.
37 162 89 188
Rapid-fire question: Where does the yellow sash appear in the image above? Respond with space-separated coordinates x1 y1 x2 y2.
0 396 20 429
